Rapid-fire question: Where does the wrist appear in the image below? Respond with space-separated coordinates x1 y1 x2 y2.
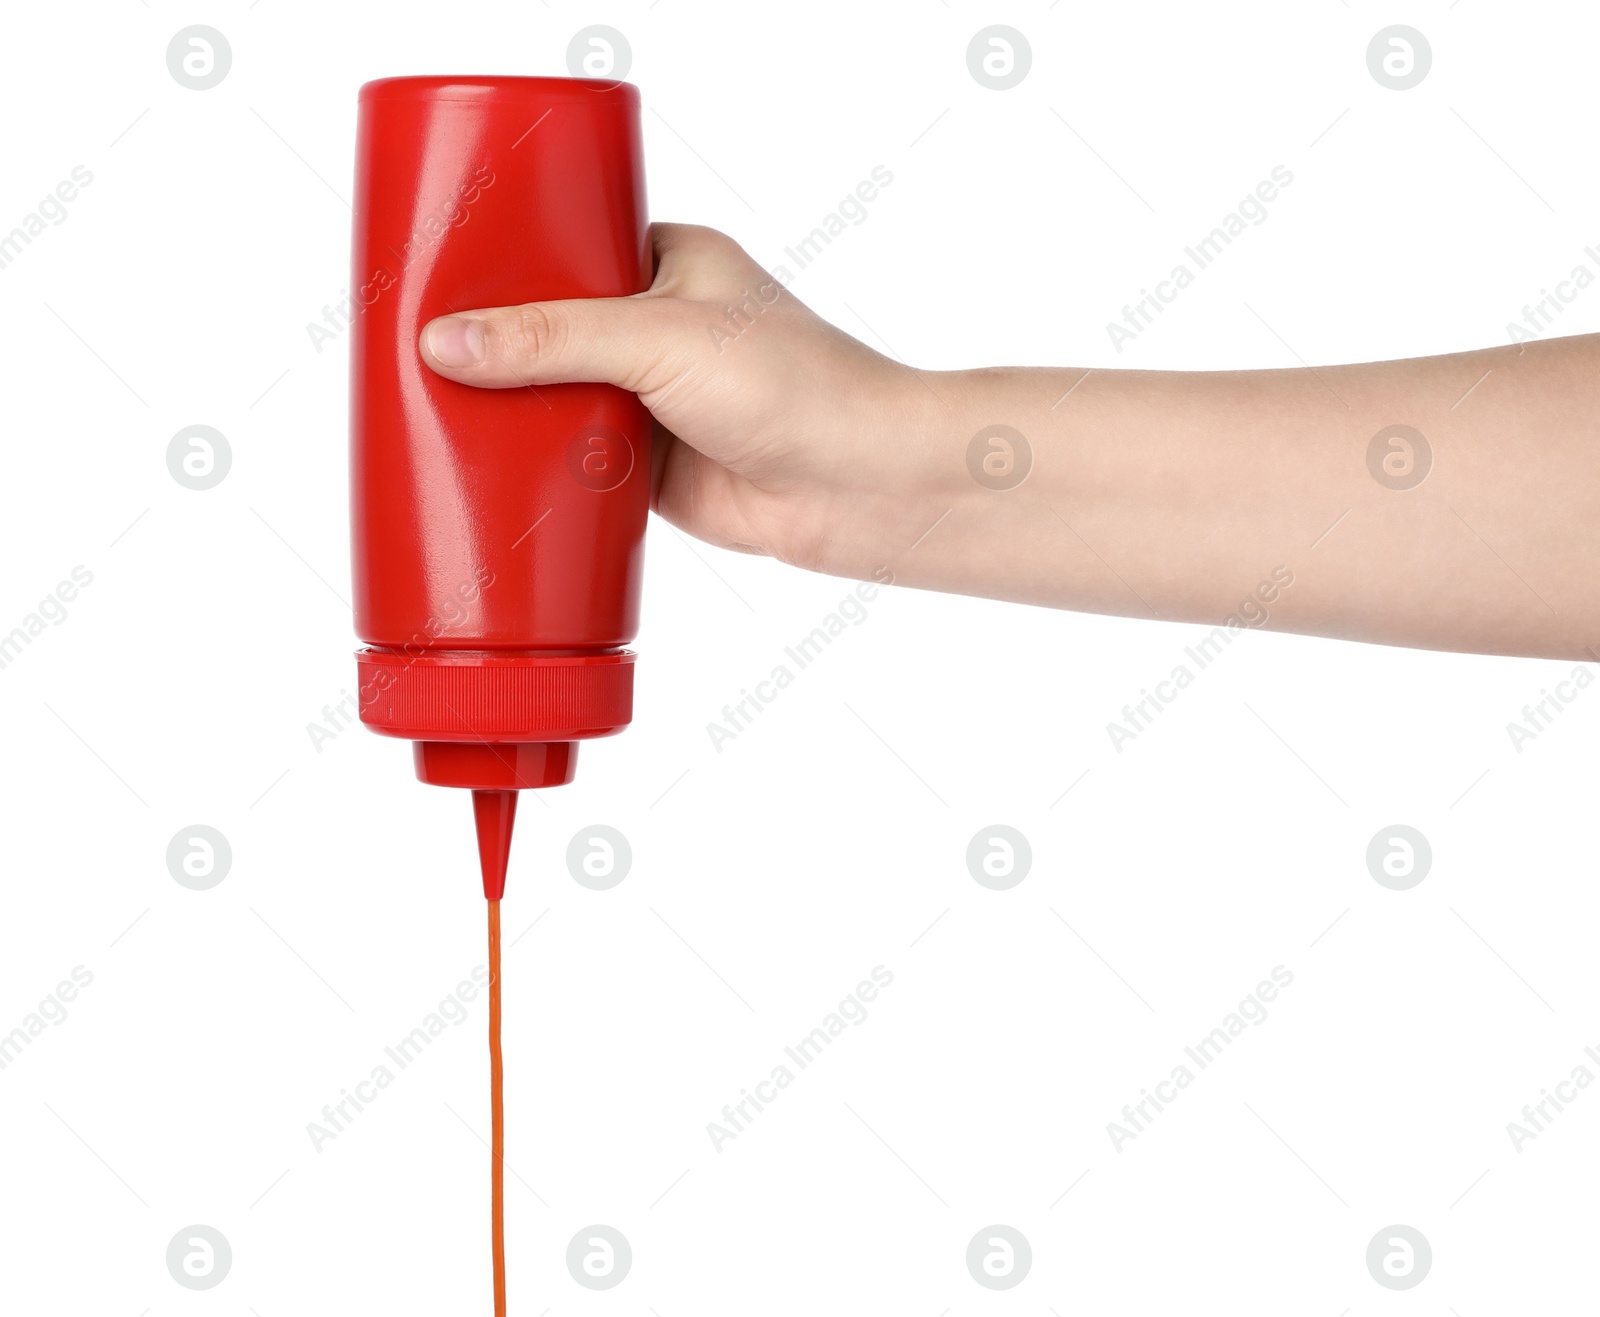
870 365 1068 602
766 361 1078 603
808 363 991 587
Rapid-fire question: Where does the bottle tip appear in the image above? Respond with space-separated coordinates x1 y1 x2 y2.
471 789 519 901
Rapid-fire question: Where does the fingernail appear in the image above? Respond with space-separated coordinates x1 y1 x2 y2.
425 316 486 367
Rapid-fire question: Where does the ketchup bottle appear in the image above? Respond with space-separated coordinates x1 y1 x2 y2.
350 76 650 895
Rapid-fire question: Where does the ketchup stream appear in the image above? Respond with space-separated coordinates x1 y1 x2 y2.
489 899 506 1317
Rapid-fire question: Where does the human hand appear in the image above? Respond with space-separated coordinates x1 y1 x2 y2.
418 223 949 584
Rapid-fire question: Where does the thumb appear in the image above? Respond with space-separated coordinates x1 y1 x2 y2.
419 296 694 394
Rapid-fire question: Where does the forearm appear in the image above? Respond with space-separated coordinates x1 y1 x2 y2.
872 334 1599 659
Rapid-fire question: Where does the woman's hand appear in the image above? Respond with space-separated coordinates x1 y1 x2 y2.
419 222 946 583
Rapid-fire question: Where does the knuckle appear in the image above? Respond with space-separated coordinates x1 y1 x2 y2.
656 224 759 291
502 303 565 366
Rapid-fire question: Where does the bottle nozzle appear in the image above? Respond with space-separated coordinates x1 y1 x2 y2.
471 789 519 901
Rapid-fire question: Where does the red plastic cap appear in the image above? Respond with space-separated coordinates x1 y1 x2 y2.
357 648 634 744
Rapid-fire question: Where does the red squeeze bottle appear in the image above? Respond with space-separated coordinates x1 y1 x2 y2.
350 76 651 897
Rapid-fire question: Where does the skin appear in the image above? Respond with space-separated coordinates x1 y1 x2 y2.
419 223 1600 661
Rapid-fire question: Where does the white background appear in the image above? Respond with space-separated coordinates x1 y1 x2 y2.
1 1 1596 1312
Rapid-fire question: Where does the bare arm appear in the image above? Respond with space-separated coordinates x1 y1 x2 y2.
907 336 1599 657
419 225 1600 659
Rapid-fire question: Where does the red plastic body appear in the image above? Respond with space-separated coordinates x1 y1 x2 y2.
350 76 650 790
